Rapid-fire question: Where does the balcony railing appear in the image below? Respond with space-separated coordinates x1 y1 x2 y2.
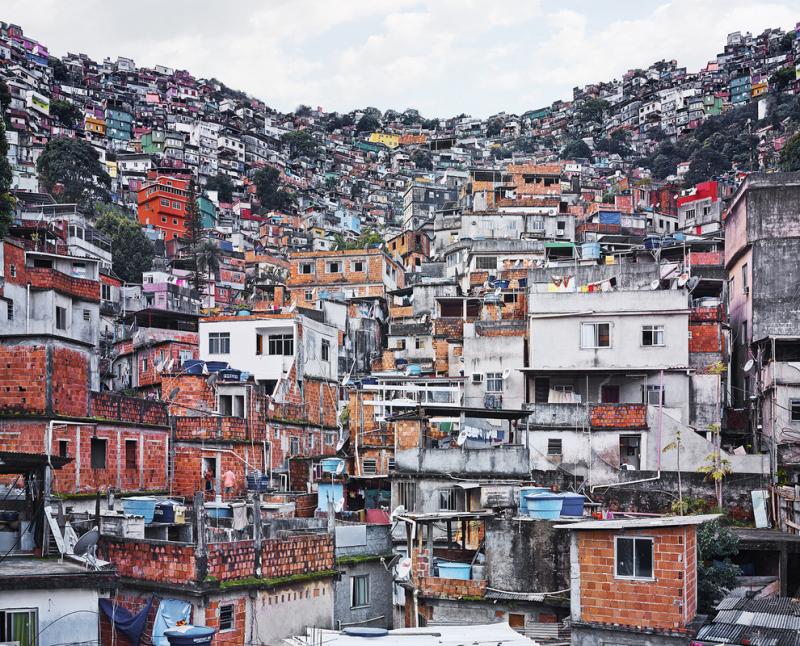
27 267 101 302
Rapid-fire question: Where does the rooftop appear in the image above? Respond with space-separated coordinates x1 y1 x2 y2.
555 513 720 530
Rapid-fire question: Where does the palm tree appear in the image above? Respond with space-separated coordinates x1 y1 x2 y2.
196 240 220 303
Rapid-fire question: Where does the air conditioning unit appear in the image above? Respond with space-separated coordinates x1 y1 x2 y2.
556 230 565 236
471 373 484 384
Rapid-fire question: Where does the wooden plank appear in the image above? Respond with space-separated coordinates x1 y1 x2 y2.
44 506 65 555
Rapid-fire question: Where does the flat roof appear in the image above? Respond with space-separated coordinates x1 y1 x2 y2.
555 513 720 530
388 405 532 420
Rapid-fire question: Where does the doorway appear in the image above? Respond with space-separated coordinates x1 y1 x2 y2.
619 434 641 470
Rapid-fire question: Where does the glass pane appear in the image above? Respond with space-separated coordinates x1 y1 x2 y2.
616 538 634 576
581 324 595 348
635 539 653 578
598 324 610 346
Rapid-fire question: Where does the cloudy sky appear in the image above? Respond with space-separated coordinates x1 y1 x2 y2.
3 1 797 117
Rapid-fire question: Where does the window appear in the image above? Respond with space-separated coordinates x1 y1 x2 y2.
208 332 230 354
101 283 111 300
486 372 504 393
90 437 107 469
321 339 330 363
172 201 180 209
83 309 91 322
351 260 364 272
0 609 38 646
173 218 178 225
438 488 459 511
304 290 313 301
643 385 665 406
547 438 563 455
125 440 137 469
475 256 497 270
300 262 314 275
58 440 69 458
685 207 696 221
55 306 67 330
351 574 370 608
791 400 800 422
141 358 148 372
180 350 193 365
362 458 377 474
397 481 416 511
742 263 749 294
641 325 664 347
161 216 167 223
741 321 748 346
289 436 300 455
9 264 15 278
415 337 423 350
326 261 341 273
269 334 294 356
615 537 653 579
219 604 234 632
160 198 170 207
580 322 610 348
6 301 13 321
388 457 395 471
324 431 336 446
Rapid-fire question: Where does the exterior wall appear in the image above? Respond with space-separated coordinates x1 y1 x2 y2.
250 581 334 644
335 560 393 629
0 587 103 646
573 526 697 632
528 291 689 371
395 445 530 477
462 326 525 409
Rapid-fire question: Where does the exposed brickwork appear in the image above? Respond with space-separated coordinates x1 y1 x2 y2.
91 392 169 426
394 418 423 451
0 344 48 415
589 404 648 429
205 597 246 646
417 575 487 599
689 323 725 353
172 443 264 498
102 538 196 583
434 318 464 338
576 526 697 632
175 416 247 441
27 267 101 302
52 346 91 417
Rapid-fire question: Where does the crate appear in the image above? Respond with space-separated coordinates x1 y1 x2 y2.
101 514 145 539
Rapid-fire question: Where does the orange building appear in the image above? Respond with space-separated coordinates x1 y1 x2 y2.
137 175 190 240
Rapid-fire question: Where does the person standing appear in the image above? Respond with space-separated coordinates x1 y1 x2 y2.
223 469 236 496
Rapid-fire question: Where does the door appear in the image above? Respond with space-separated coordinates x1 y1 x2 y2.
508 613 525 629
601 385 620 403
619 435 641 470
534 377 550 404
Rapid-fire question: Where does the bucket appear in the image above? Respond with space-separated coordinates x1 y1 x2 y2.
154 501 175 524
519 487 549 513
437 562 472 580
525 493 564 520
121 496 157 524
559 493 586 517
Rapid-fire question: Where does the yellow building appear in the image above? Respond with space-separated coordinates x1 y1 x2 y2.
85 115 106 136
751 80 768 98
368 132 400 149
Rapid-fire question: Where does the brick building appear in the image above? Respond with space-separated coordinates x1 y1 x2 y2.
137 174 190 241
558 515 717 646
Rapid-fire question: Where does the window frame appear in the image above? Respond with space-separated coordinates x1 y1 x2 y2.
643 385 666 406
268 333 294 356
321 338 330 363
475 256 498 271
350 574 370 609
326 261 341 274
218 603 235 632
614 536 655 580
485 372 504 393
361 458 377 474
547 438 563 456
299 262 315 275
55 305 67 331
351 259 364 273
641 324 665 347
0 608 38 646
580 322 611 349
90 437 107 470
125 439 137 470
791 399 800 422
208 332 231 355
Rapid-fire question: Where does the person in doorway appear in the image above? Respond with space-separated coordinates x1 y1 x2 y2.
204 469 214 494
223 469 236 496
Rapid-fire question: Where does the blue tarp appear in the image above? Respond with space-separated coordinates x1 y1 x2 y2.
598 211 622 225
99 596 154 646
153 599 192 646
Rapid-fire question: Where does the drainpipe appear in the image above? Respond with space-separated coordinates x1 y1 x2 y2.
413 589 420 628
590 369 664 493
25 282 30 334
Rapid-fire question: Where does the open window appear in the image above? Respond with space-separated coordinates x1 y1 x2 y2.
580 322 610 348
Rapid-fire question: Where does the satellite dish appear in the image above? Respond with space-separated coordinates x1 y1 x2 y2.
456 429 468 446
743 359 755 373
677 273 689 287
334 498 344 513
73 528 101 570
502 369 511 380
650 279 660 290
395 557 412 581
686 276 700 291
334 460 345 476
389 505 405 523
168 387 181 401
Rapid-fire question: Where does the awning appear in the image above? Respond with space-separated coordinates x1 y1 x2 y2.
455 482 480 490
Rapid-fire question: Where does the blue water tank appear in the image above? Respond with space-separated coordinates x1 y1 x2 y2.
525 493 563 520
519 486 549 513
581 242 601 260
559 493 586 517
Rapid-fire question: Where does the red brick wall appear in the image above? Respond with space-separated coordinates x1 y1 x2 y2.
102 538 196 583
303 378 338 428
576 526 697 631
689 323 725 354
172 443 266 497
0 344 48 415
589 404 647 429
205 597 246 646
27 267 101 302
175 416 247 441
90 392 169 426
99 591 162 646
52 346 91 417
260 533 334 579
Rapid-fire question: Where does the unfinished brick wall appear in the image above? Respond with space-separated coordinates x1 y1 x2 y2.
393 418 423 451
90 392 169 426
260 533 334 579
205 596 247 646
52 346 92 418
589 404 647 429
0 344 48 415
303 378 339 428
175 416 247 441
27 267 101 301
576 526 697 631
172 443 264 497
99 591 162 646
689 323 725 354
102 538 196 583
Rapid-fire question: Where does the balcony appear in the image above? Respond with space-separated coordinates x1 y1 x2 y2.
396 445 530 476
27 268 101 302
589 403 647 429
525 402 588 428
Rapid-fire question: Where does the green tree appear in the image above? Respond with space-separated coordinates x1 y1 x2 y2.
0 79 11 113
770 67 795 92
562 139 592 159
780 131 800 171
697 423 732 508
411 148 433 170
697 520 741 613
513 136 539 153
421 118 439 131
333 229 383 250
94 205 155 283
205 174 234 202
282 130 317 158
486 119 503 137
325 113 354 132
683 148 731 185
37 138 111 208
196 239 221 289
252 167 296 212
295 104 312 117
184 179 204 292
356 114 380 133
49 57 69 82
49 100 83 129
0 117 14 237
578 98 610 124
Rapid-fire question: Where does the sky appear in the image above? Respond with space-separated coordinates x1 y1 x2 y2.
3 1 798 118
